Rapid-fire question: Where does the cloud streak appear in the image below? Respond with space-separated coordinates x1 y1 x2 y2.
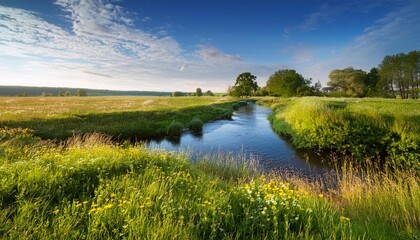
295 0 420 84
0 1 259 92
197 46 241 63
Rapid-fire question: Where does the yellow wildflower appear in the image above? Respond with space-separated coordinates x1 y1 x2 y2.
104 203 113 209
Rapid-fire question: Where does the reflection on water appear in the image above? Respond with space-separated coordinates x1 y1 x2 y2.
148 102 332 176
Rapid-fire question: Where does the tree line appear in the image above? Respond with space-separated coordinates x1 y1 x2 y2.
228 50 419 99
228 70 320 97
171 88 214 97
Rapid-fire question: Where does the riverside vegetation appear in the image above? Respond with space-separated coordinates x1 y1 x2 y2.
0 96 419 239
0 96 238 139
261 97 420 170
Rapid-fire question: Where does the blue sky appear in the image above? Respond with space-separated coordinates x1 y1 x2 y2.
1 0 419 92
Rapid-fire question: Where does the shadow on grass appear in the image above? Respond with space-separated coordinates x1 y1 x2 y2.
0 102 236 140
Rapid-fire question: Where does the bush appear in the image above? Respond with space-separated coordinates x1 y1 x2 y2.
189 118 203 132
232 101 247 110
167 121 184 136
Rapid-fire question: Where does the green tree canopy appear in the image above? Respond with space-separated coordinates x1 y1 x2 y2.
76 89 87 97
327 67 367 97
172 91 185 97
230 72 258 97
195 88 203 97
378 51 420 99
265 69 311 97
205 90 214 96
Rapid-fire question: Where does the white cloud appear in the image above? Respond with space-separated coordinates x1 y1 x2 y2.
196 46 241 63
299 2 333 32
0 1 269 92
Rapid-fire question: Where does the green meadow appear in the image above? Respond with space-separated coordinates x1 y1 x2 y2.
261 97 420 170
0 96 238 139
0 96 419 239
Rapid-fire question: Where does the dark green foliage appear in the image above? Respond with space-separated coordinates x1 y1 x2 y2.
189 118 204 132
0 85 171 97
365 68 380 97
172 91 185 97
167 121 183 136
378 51 420 99
76 89 87 97
265 69 312 97
231 101 247 110
327 67 367 97
41 92 53 97
196 88 203 97
229 72 258 97
205 90 214 96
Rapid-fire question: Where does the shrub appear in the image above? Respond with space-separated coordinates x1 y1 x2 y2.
232 101 247 110
167 121 184 136
189 118 203 132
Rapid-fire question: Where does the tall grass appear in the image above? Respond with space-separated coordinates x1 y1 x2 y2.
1 128 418 239
260 97 420 169
334 160 419 239
0 128 349 239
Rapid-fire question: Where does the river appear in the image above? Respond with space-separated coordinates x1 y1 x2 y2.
148 102 331 176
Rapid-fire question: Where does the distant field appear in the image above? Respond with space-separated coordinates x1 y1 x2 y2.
0 85 171 97
0 96 237 139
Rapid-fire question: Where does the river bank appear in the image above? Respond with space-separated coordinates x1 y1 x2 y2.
0 96 419 238
259 97 420 170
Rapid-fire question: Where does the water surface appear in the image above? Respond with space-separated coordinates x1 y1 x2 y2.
148 103 330 176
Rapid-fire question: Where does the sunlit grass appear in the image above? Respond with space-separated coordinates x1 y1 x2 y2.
1 128 418 239
0 96 239 139
260 97 420 169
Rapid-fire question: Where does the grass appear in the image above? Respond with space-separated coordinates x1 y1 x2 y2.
0 96 418 239
259 97 420 169
0 128 418 239
0 96 239 140
188 118 204 133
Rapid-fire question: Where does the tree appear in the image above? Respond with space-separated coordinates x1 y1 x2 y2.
404 51 420 98
195 88 203 97
76 89 87 97
65 91 71 96
205 90 214 96
172 91 185 97
256 86 268 96
314 80 322 95
365 68 380 97
265 69 311 97
230 72 258 97
378 51 420 99
327 67 367 97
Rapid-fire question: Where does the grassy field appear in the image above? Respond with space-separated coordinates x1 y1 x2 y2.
0 128 418 239
0 96 419 239
0 96 242 139
260 97 420 169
